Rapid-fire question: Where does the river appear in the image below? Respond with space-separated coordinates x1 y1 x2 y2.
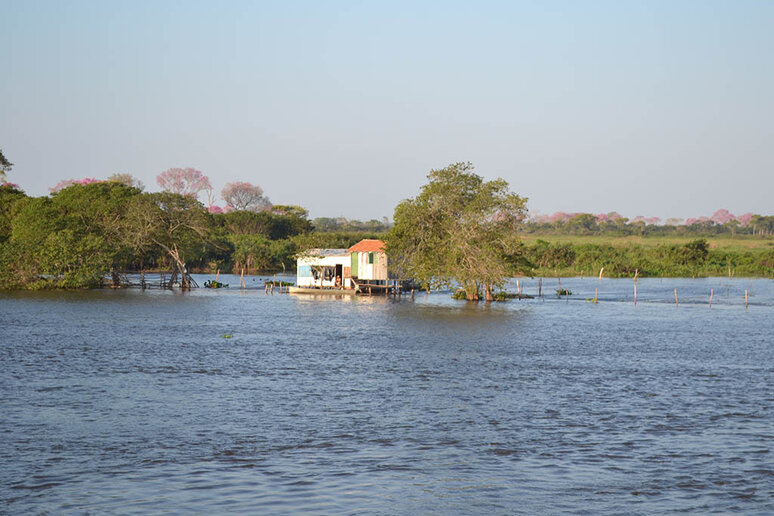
1 276 772 514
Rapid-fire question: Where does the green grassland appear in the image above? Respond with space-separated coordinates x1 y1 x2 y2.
521 235 774 278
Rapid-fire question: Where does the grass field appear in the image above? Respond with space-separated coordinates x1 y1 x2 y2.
521 234 774 251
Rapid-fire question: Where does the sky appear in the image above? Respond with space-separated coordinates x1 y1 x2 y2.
1 0 772 221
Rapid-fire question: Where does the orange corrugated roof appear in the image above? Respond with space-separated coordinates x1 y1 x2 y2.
347 239 385 253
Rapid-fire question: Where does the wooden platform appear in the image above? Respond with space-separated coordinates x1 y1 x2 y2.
288 287 357 296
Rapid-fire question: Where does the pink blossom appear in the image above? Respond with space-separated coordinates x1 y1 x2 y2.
49 177 102 192
208 205 224 214
645 217 661 225
685 218 698 226
737 212 754 226
548 212 578 223
710 209 736 225
156 168 212 199
221 181 271 211
1 182 19 189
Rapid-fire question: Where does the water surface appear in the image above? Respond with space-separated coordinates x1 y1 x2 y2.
1 277 772 514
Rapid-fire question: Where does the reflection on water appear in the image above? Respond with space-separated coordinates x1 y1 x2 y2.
1 277 772 514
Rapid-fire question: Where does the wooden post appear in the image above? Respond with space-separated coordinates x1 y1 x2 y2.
240 268 245 289
215 269 220 283
674 288 679 307
141 270 146 290
538 278 543 297
745 289 749 309
634 269 639 282
709 288 713 308
594 287 598 304
634 283 637 306
517 279 521 295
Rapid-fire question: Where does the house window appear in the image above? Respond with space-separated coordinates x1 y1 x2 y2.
368 252 374 264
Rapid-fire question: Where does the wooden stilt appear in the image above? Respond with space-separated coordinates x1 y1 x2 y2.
709 288 713 308
634 283 637 306
594 287 598 304
538 278 543 297
674 288 679 307
745 289 749 309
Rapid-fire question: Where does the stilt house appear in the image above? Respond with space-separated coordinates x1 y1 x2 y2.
295 239 388 290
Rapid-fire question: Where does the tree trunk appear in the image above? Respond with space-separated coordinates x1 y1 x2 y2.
484 283 494 301
111 270 121 289
464 281 479 301
167 244 190 290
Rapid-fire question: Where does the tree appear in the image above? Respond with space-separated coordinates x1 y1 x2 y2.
50 177 102 192
0 185 27 243
0 148 13 183
386 162 528 301
3 182 140 288
125 192 213 288
107 173 145 191
221 181 271 211
156 168 211 199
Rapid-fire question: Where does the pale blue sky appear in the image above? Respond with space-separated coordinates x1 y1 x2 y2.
2 0 772 220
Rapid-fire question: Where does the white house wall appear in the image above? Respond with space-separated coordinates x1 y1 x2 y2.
297 254 351 288
357 252 388 281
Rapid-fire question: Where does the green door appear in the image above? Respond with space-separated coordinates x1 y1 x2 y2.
351 253 359 277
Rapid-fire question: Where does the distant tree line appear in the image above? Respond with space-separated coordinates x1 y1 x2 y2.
527 211 774 236
311 217 392 233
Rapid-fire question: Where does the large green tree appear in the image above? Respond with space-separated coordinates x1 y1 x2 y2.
386 162 528 301
125 192 214 288
0 182 141 288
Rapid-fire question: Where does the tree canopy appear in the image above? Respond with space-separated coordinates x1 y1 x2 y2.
0 148 12 183
386 162 528 300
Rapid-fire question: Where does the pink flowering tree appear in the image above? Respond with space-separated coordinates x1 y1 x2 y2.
548 212 578 224
156 168 211 200
50 177 102 193
645 217 661 225
710 209 736 225
221 181 271 211
737 212 754 226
